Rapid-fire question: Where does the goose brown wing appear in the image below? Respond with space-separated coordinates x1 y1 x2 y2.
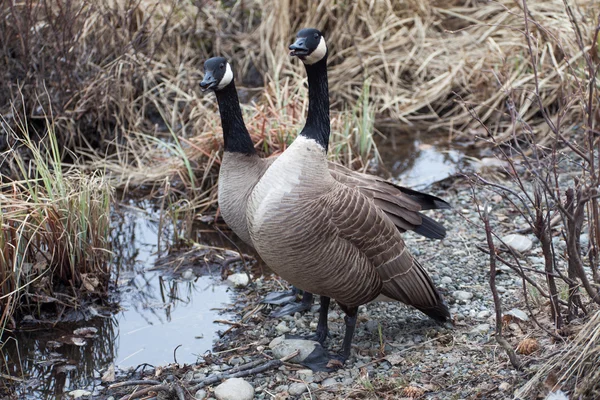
325 183 449 321
327 162 449 239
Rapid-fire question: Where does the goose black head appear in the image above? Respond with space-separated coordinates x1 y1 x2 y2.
200 57 234 91
289 28 327 65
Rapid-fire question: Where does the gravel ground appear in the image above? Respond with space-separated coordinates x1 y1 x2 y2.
102 174 596 400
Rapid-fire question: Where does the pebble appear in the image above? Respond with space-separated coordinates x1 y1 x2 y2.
182 268 195 280
441 276 453 284
365 320 379 333
195 389 207 399
499 382 510 391
470 324 491 334
275 321 290 335
453 290 473 301
502 234 533 253
507 308 529 321
289 382 308 396
69 390 92 398
227 273 250 288
214 378 254 400
269 337 320 363
477 310 491 319
321 377 339 387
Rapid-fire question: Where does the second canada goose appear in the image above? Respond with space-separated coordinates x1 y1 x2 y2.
246 29 450 368
201 56 449 318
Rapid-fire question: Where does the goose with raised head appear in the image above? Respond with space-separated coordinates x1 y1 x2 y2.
245 29 451 369
201 56 449 319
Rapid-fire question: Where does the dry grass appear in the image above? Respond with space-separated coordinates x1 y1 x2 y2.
2 0 596 170
0 121 112 332
516 311 600 399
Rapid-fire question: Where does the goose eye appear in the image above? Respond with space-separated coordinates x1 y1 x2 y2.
220 63 225 69
314 33 319 39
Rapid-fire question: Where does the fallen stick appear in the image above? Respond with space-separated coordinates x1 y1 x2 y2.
189 350 300 392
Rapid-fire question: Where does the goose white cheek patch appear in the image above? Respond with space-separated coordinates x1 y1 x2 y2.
217 63 233 89
303 37 327 65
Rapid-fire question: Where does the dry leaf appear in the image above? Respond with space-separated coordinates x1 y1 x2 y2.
81 274 100 292
326 359 344 369
101 364 115 383
385 352 403 366
402 386 425 399
516 337 539 355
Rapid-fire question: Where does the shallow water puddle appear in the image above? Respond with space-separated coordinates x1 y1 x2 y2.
2 203 233 399
376 128 468 189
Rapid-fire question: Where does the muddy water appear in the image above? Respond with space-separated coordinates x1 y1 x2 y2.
2 203 234 399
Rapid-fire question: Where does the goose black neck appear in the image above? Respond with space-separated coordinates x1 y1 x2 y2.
214 81 255 155
301 57 330 151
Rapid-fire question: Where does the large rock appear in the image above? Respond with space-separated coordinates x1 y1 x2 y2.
269 336 320 363
214 378 254 400
502 234 533 253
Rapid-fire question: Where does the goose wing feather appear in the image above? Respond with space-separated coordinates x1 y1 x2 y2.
327 162 448 239
316 182 449 320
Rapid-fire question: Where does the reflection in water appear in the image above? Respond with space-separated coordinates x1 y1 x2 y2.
376 128 466 189
1 202 233 399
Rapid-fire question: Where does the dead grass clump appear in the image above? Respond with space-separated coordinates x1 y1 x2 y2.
516 311 600 398
0 124 112 331
257 0 598 141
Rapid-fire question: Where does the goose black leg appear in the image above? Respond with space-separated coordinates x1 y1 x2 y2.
283 296 330 343
338 305 358 361
301 303 358 371
312 296 330 344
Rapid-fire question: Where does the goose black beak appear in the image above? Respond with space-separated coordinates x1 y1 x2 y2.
289 38 309 57
200 72 218 91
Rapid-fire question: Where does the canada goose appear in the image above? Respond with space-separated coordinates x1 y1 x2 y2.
245 29 450 368
201 56 449 318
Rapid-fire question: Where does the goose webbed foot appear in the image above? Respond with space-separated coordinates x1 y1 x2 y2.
300 347 347 372
262 288 298 305
270 292 314 317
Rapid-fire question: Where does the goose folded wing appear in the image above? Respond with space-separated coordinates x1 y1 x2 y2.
325 183 450 322
327 162 449 239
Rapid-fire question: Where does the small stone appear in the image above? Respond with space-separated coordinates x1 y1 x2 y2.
289 382 308 396
214 378 254 400
269 337 320 363
69 390 92 398
322 377 338 387
275 321 290 335
477 310 491 319
227 273 250 288
365 320 379 333
275 385 289 393
527 256 545 265
453 290 473 301
507 308 529 321
195 389 207 399
499 382 510 391
496 285 506 293
182 269 195 280
297 369 313 378
441 276 453 284
470 324 490 334
502 234 533 253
